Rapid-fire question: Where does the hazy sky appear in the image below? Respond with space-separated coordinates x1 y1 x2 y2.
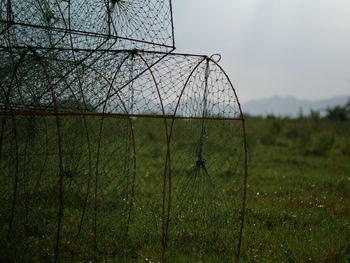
172 0 350 103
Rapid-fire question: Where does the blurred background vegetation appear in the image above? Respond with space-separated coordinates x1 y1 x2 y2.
240 98 350 262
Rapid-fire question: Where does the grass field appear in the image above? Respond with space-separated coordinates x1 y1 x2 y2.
0 115 349 262
241 117 350 262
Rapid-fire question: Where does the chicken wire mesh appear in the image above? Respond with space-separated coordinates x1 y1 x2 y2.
0 1 248 262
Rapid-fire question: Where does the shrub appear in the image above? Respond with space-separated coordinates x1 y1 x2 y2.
305 132 335 156
326 106 347 121
325 98 350 121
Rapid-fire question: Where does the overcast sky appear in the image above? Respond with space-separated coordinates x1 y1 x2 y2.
172 0 350 103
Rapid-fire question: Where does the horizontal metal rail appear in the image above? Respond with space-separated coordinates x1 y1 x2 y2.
0 20 175 49
0 109 243 121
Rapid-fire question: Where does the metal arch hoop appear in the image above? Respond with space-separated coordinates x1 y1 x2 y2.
0 1 248 262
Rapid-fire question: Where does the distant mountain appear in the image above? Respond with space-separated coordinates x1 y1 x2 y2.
242 95 349 117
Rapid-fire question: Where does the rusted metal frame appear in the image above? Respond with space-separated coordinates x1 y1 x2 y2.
12 5 72 61
105 54 136 238
14 50 102 113
93 52 132 256
92 99 107 257
1 46 207 59
14 48 70 109
55 0 69 30
136 53 171 257
208 58 244 119
163 57 207 256
0 110 244 122
21 53 115 112
163 58 210 256
112 88 139 236
0 49 28 240
122 57 135 235
121 54 138 236
195 58 215 186
0 0 13 36
9 53 42 108
0 22 12 36
48 43 114 103
0 49 28 160
95 53 140 239
169 57 207 128
48 30 115 98
31 51 65 263
0 52 68 105
208 58 248 261
66 85 92 245
196 59 210 160
105 0 112 36
202 58 210 119
97 60 138 246
0 21 175 49
7 0 13 22
34 0 69 52
39 0 72 55
169 0 175 48
92 51 174 111
23 54 89 114
166 56 207 226
1 35 29 241
123 105 137 236
23 37 112 105
104 0 118 37
65 4 94 246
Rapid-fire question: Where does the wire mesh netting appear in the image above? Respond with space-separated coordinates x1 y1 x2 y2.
0 0 174 51
0 1 248 262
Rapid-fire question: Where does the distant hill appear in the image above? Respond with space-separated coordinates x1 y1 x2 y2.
242 95 349 117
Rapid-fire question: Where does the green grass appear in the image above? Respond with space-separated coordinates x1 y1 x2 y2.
241 118 350 263
0 115 349 262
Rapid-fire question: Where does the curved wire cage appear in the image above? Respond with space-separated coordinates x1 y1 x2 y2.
0 1 247 262
0 0 175 51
